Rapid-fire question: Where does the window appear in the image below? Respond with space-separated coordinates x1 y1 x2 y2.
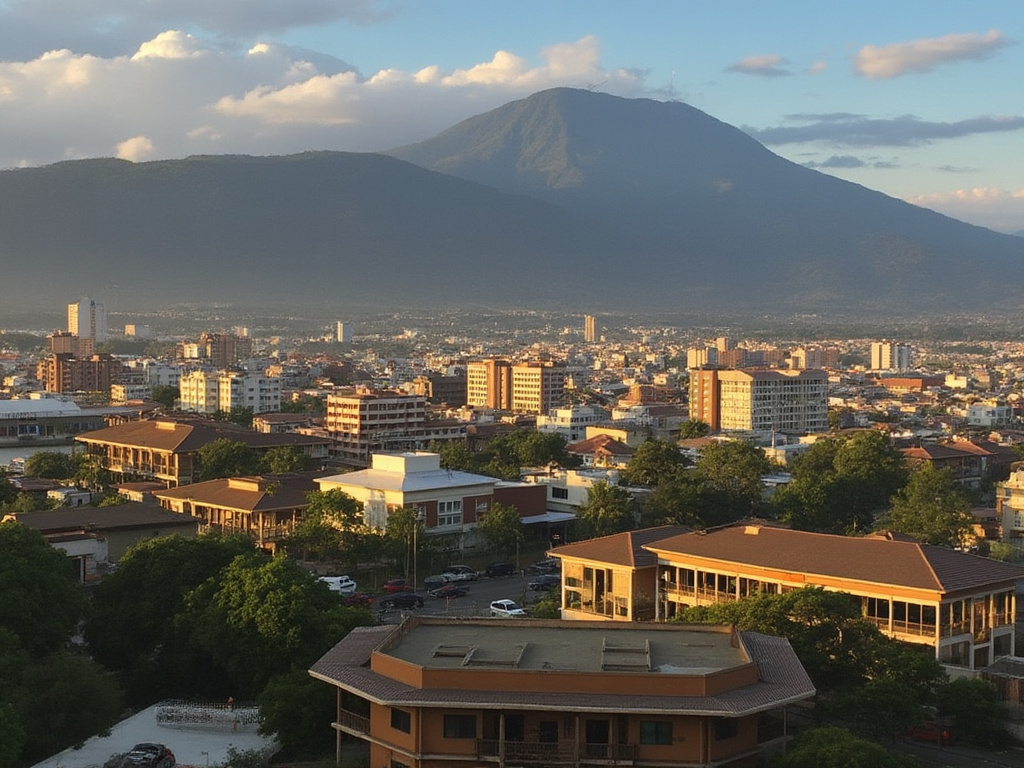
714 719 737 741
538 721 559 743
640 721 672 745
443 714 476 739
390 708 411 733
552 486 569 499
437 500 463 527
390 761 410 768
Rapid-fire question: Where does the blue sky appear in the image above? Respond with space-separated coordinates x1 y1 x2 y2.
0 0 1021 232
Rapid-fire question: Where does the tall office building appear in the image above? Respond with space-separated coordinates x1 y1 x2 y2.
336 322 353 343
689 368 828 434
870 341 912 372
467 359 566 414
67 297 107 344
584 315 597 343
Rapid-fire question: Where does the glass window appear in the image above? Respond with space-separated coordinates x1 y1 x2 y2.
390 708 411 733
437 500 463 527
714 719 737 741
640 720 672 745
443 714 476 739
538 721 559 743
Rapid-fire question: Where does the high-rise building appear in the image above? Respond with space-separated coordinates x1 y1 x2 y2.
336 322 353 343
467 359 566 414
67 297 107 343
870 341 912 372
178 370 281 414
689 368 828 434
584 315 597 343
37 353 123 394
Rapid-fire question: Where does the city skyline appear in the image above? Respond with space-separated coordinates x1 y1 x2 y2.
0 2 1020 233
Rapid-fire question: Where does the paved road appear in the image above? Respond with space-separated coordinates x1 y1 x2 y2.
376 571 549 623
897 739 1024 767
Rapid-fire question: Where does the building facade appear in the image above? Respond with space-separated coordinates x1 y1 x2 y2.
37 353 124 394
584 315 597 343
689 368 828 435
870 341 913 372
67 297 107 344
309 617 814 768
178 371 282 415
467 360 566 414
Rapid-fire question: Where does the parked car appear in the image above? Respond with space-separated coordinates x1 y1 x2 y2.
485 561 516 578
383 578 414 593
124 744 175 768
430 582 468 599
442 565 479 582
528 574 561 592
343 592 376 607
529 558 560 574
381 592 425 610
907 721 953 745
317 575 357 595
490 599 526 617
423 574 451 591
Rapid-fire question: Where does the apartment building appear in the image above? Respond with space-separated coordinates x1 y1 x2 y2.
689 368 828 435
37 353 124 394
178 370 281 415
309 617 814 768
467 359 566 414
67 297 107 344
550 523 1024 670
325 389 466 463
584 314 597 343
870 340 913 372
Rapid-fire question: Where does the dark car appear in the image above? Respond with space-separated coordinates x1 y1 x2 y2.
485 562 516 578
381 592 424 610
423 574 450 591
430 582 468 599
125 744 175 768
528 574 561 592
383 578 413 593
529 558 561 574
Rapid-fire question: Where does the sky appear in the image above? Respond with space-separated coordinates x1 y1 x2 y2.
0 1 1021 234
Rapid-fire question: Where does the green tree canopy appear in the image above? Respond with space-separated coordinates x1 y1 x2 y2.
22 451 75 479
151 384 178 410
283 489 364 566
677 419 711 439
0 522 84 656
476 501 525 558
882 463 973 546
197 438 260 481
257 669 336 758
576 480 634 539
259 445 313 474
770 726 917 768
937 677 1008 746
620 438 689 487
692 440 772 523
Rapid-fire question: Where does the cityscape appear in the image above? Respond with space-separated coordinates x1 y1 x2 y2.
2 3 1024 768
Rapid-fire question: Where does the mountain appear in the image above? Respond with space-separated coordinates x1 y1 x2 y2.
390 88 1024 311
1 88 1021 315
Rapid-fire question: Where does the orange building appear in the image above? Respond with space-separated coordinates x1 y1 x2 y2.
310 617 814 768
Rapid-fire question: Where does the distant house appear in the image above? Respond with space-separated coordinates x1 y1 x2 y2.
566 433 635 468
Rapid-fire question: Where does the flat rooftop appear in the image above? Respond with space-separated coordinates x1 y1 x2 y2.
380 619 745 675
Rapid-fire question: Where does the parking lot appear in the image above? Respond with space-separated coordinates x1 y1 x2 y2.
376 569 555 622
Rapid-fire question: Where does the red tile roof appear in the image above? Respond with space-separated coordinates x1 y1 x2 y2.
550 525 691 568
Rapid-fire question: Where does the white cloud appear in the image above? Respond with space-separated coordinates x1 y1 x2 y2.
132 30 204 61
116 135 155 161
906 187 1024 233
725 54 791 77
806 60 827 74
855 29 1012 79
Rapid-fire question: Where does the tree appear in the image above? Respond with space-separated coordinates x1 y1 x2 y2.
259 445 312 474
620 438 689 487
23 451 75 479
284 489 364 566
0 471 18 508
433 440 485 473
257 669 336 758
831 679 928 743
0 522 84 656
576 480 634 539
151 385 178 410
384 507 426 578
770 726 916 768
477 501 524 559
0 703 25 768
882 463 973 546
692 440 772 523
937 677 1008 746
197 438 259 480
678 419 710 439
212 407 255 428
72 451 111 490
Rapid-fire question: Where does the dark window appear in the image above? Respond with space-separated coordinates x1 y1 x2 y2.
715 719 737 741
390 761 409 768
640 721 672 745
538 721 559 743
444 714 476 739
390 708 411 733
552 486 569 499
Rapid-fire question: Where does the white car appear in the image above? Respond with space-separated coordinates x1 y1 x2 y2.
490 599 526 618
442 565 479 582
318 575 357 595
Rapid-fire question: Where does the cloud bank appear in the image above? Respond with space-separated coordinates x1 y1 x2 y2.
906 187 1024 234
748 113 1024 147
725 54 791 77
855 29 1013 78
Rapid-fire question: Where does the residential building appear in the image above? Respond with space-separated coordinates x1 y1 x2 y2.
110 382 152 404
997 464 1024 542
467 359 566 414
336 322 353 343
411 373 467 406
325 389 466 463
789 346 839 370
67 297 107 344
536 405 608 442
309 617 814 768
902 441 999 489
967 403 1014 428
153 472 328 552
550 523 1024 670
566 433 635 468
584 314 597 343
36 353 124 394
870 340 912 372
178 370 282 415
686 346 718 369
75 416 331 487
689 368 828 435
315 451 546 541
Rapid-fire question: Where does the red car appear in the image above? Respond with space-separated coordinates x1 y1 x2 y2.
908 721 953 745
343 593 376 607
430 582 468 599
383 578 414 593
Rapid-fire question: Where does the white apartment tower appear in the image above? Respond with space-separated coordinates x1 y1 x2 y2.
67 297 107 343
870 341 912 372
178 371 281 414
584 315 597 343
336 322 353 343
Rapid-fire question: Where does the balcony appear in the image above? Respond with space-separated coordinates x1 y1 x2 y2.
477 740 634 765
338 709 369 735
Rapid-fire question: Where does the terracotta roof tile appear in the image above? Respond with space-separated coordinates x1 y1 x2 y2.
550 525 691 568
